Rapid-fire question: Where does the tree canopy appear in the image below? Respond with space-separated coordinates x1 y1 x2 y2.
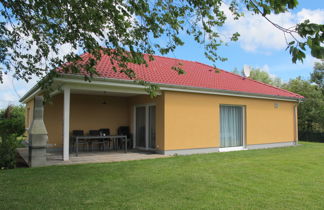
310 61 324 93
283 76 324 132
0 105 25 138
232 67 283 87
0 0 323 90
282 62 324 133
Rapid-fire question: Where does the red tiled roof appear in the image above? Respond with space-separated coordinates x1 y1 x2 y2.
72 53 303 99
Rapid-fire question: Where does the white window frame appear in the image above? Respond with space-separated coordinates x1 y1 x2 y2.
219 104 246 151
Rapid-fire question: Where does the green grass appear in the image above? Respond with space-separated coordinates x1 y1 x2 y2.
1 142 324 210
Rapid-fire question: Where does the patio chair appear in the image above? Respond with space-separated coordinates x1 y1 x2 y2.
99 128 112 150
71 130 89 152
117 126 132 149
99 128 110 136
89 130 105 151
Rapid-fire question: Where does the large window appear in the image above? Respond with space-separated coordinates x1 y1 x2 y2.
220 105 244 148
135 105 156 149
135 106 146 148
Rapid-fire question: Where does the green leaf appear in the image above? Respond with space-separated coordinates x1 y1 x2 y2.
288 41 295 45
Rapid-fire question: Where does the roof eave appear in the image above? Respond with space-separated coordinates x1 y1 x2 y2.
19 82 41 103
20 74 303 103
159 83 304 102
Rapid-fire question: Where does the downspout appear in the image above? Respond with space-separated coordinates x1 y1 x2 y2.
294 99 301 145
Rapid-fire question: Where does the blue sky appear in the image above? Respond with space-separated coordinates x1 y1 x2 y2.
0 0 323 108
161 0 323 81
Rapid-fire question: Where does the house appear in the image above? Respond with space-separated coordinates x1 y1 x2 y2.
20 53 304 160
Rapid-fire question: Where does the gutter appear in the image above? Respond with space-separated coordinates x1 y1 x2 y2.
19 83 41 103
20 74 304 103
19 73 51 103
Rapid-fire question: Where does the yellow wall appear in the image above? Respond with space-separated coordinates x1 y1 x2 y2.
70 94 129 136
43 94 130 148
24 99 34 137
42 93 163 149
43 94 63 147
29 90 296 151
164 91 296 150
25 99 34 129
128 93 165 150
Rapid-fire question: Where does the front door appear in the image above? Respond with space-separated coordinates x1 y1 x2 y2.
135 105 156 150
220 105 244 148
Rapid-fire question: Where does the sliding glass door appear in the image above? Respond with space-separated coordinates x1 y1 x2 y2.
135 105 156 150
148 106 156 148
220 105 244 148
135 106 146 148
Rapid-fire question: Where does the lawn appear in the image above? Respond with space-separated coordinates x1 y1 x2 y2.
1 142 324 210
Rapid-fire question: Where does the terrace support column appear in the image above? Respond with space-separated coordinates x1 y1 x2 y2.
28 96 48 167
63 87 70 161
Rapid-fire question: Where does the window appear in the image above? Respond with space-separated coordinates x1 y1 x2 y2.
220 105 244 148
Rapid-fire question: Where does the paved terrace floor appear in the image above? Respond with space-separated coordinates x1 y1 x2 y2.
17 148 168 166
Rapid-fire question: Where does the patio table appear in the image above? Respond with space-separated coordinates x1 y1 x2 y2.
74 135 128 156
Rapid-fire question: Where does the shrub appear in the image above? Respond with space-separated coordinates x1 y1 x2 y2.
0 105 25 138
0 105 24 169
0 135 18 169
299 131 324 142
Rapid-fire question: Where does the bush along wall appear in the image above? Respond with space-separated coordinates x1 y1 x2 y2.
299 131 324 142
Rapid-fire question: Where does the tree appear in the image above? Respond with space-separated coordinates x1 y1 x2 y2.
0 0 323 93
282 77 324 132
231 68 241 76
0 134 17 169
311 61 324 93
250 68 273 84
249 68 283 87
0 105 25 169
0 105 25 138
232 67 283 87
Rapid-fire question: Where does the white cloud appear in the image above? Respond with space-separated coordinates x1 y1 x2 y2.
260 64 278 79
0 73 12 91
0 72 38 108
260 55 321 82
297 8 324 23
3 92 16 102
221 5 324 53
0 23 78 109
244 63 277 78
